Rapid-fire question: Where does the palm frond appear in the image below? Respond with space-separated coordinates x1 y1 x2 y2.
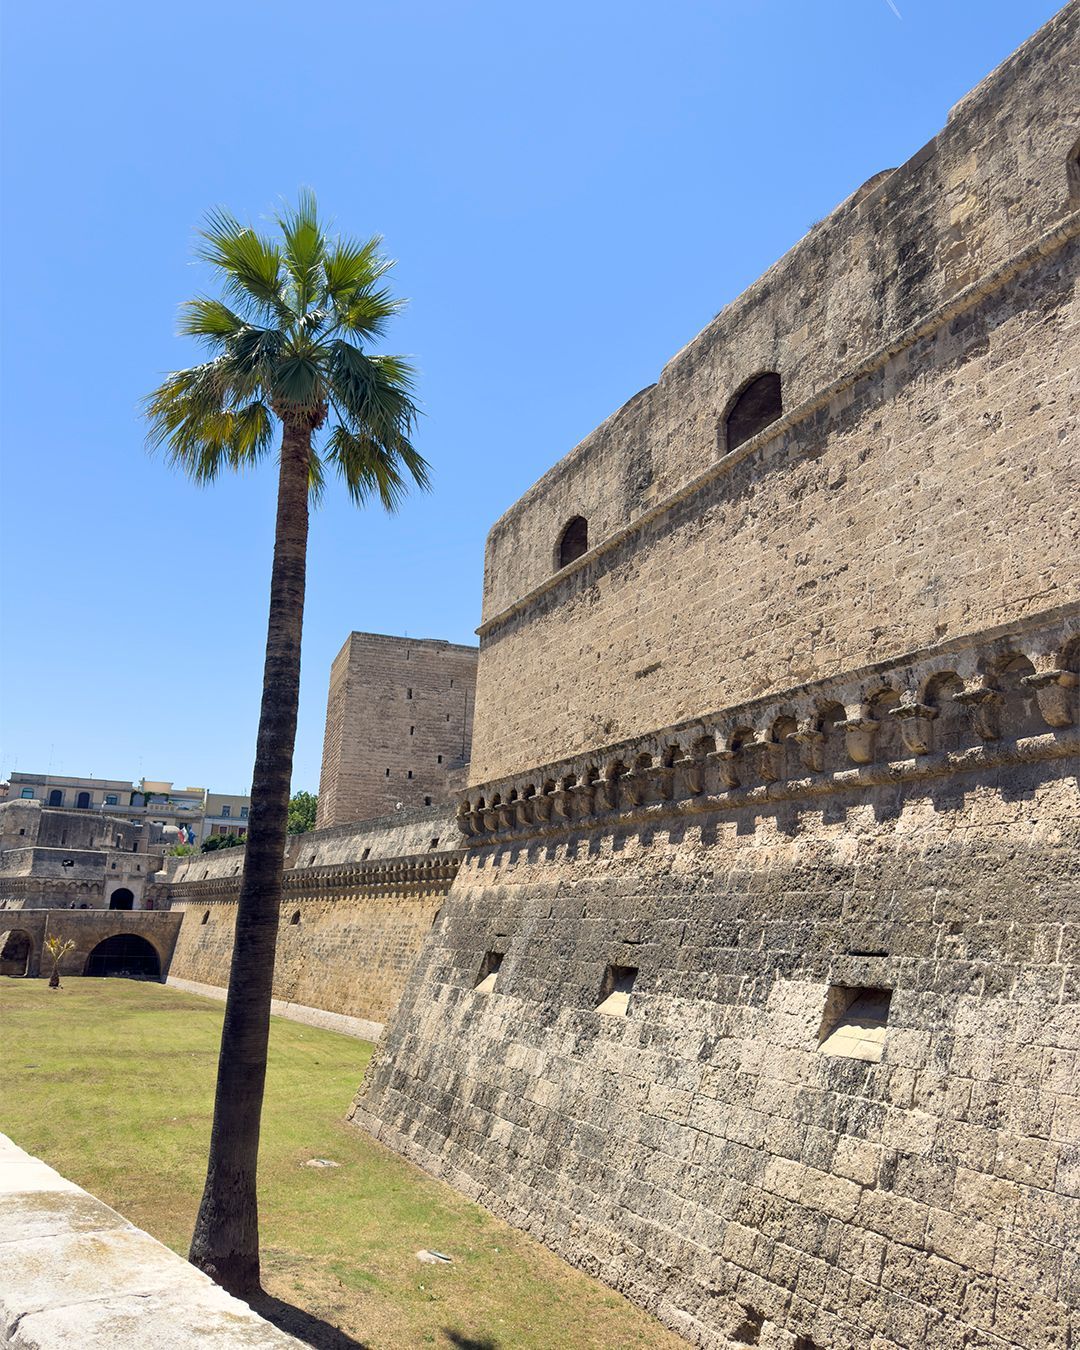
323 235 393 307
197 208 288 320
277 189 326 316
178 298 248 347
272 353 324 410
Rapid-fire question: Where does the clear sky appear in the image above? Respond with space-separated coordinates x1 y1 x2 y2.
0 0 1063 796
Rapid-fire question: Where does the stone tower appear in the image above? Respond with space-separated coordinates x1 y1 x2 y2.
316 632 478 828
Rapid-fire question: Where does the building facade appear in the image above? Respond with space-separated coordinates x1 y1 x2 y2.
316 632 478 829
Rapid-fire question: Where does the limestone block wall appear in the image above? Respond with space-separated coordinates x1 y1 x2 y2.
163 813 463 1029
352 749 1079 1350
470 4 1080 782
317 632 478 828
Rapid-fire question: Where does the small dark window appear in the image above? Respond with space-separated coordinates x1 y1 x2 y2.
361 847 371 861
201 911 210 924
429 837 440 849
725 372 782 452
407 688 413 699
437 755 443 764
407 770 413 779
446 713 451 722
474 950 503 993
818 986 892 1062
557 516 589 569
289 910 301 926
597 964 637 1017
385 768 390 777
410 726 415 736
424 796 432 806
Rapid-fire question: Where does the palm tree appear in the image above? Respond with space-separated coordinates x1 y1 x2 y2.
146 192 428 1297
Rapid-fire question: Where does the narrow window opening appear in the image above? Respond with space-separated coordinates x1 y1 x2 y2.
289 910 301 926
724 372 782 452
818 986 892 1062
361 847 371 861
596 964 637 1017
437 755 443 764
474 950 503 994
556 515 589 569
429 837 440 849
406 688 413 699
446 713 451 721
385 768 390 777
407 770 413 779
201 911 210 925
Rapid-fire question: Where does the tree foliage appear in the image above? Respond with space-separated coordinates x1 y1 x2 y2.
287 790 318 834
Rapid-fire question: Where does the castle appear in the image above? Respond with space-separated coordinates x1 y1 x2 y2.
5 8 1079 1348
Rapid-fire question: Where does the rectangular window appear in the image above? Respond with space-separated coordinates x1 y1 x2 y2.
20 788 34 798
221 804 231 818
410 726 415 736
474 951 503 994
104 794 118 806
240 807 248 818
818 987 892 1063
406 688 413 699
407 770 413 779
597 965 637 1017
437 755 443 764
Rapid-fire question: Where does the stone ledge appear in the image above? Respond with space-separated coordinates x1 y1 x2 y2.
0 1134 304 1349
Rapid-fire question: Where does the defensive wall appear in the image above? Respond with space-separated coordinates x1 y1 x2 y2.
160 807 463 1037
351 10 1080 1350
317 632 478 828
470 5 1079 783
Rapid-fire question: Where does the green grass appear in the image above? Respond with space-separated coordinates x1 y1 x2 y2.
0 978 683 1350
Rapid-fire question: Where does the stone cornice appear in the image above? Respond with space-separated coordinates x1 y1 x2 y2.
160 850 465 905
477 211 1080 642
459 610 1078 844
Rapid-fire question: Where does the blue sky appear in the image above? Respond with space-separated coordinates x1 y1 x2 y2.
0 0 1062 795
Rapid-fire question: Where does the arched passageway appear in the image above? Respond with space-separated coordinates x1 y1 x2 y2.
0 930 32 977
109 888 135 910
84 934 161 981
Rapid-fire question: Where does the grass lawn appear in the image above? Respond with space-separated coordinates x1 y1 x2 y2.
0 977 684 1350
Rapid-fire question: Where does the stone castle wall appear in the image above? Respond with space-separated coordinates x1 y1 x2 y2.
317 632 478 828
161 808 462 1032
353 613 1079 1349
470 5 1080 783
350 10 1080 1349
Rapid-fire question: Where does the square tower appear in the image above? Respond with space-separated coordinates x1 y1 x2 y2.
317 632 478 828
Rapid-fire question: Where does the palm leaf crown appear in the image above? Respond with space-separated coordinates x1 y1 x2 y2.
146 190 429 508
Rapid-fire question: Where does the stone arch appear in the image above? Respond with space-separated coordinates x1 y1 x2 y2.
867 687 903 762
922 670 967 753
109 887 135 911
556 516 589 570
723 372 783 452
993 651 1041 738
84 934 161 981
0 929 33 977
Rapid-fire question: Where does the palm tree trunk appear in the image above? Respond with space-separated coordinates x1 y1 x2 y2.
188 419 311 1296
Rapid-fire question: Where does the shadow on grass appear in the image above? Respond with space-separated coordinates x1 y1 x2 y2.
442 1332 500 1350
250 1292 370 1349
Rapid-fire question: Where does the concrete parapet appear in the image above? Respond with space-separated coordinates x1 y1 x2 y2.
0 1133 303 1348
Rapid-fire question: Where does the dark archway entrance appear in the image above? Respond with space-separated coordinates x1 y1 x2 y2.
76 791 91 809
0 930 32 977
48 789 63 806
109 888 135 910
84 935 161 980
